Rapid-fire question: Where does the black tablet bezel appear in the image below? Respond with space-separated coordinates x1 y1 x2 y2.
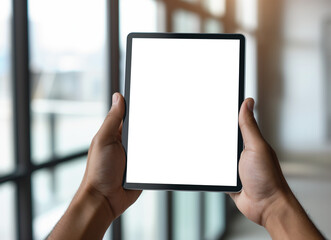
122 32 245 192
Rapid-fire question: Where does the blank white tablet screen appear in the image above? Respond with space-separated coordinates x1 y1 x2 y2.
126 38 240 186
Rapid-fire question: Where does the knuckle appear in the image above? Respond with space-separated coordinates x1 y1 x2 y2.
107 134 119 145
257 140 269 151
240 114 255 129
93 132 119 147
244 113 256 126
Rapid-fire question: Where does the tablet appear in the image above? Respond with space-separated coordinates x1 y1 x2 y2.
122 33 245 192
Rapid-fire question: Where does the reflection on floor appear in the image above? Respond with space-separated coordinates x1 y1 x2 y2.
224 161 331 239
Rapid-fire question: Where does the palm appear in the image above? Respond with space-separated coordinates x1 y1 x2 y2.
230 98 289 226
231 146 285 224
85 99 142 219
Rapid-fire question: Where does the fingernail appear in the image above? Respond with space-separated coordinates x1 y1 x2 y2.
247 99 254 112
112 93 119 105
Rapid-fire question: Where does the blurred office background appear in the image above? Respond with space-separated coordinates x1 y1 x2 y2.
0 0 330 239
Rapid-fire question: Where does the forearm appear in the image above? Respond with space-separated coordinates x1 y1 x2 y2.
264 192 324 240
48 186 114 240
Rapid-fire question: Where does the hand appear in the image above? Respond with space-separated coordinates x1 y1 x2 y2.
230 98 323 239
81 92 142 220
48 93 141 240
230 98 291 226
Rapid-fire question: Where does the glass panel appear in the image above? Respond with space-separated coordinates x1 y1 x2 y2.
0 183 16 240
236 0 258 30
122 191 166 240
204 193 225 240
119 0 166 94
0 0 14 175
173 192 200 240
173 10 201 33
279 0 331 151
32 158 86 239
29 0 108 163
204 19 224 33
203 0 226 16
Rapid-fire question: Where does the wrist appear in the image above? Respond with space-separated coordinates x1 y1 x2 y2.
263 190 324 239
75 183 115 223
48 184 114 240
263 191 302 239
262 190 292 227
69 185 114 238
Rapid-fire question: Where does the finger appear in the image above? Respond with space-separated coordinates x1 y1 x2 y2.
97 93 125 145
239 98 265 151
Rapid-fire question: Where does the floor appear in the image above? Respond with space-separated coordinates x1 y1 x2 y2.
223 161 331 239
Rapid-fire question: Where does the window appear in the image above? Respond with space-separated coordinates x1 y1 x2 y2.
280 0 331 151
29 0 108 163
0 183 16 239
0 0 258 239
28 0 109 238
32 158 86 239
0 3 15 239
0 0 14 176
0 0 111 239
173 192 200 240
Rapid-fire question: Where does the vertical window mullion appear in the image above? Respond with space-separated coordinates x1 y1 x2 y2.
167 191 173 240
199 193 205 240
12 0 33 239
107 0 120 239
108 0 120 101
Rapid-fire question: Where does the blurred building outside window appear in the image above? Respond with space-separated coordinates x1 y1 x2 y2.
0 2 16 239
29 0 108 164
279 0 331 163
0 0 14 176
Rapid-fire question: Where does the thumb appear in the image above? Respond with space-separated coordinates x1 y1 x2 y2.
239 98 265 151
96 92 125 145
